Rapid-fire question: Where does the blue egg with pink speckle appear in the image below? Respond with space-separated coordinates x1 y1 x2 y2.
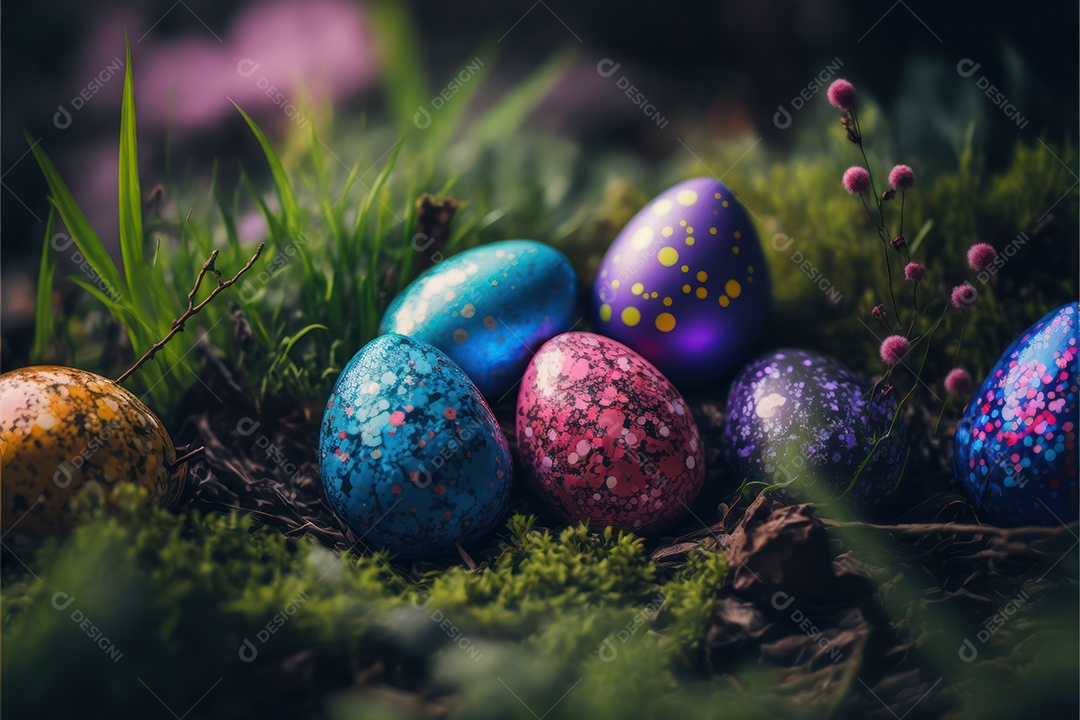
319 334 512 557
953 302 1079 526
723 349 907 512
381 240 577 402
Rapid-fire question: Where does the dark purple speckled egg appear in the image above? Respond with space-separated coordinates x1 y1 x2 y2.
953 302 1078 526
723 349 907 512
592 177 771 388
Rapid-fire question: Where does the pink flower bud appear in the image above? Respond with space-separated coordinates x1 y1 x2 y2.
944 368 973 395
879 335 910 365
888 164 915 191
843 166 871 196
966 243 998 272
827 79 857 111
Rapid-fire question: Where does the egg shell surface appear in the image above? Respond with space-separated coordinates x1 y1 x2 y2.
320 334 512 557
593 177 770 387
953 302 1079 525
0 366 182 539
515 332 704 534
723 349 907 512
381 239 577 401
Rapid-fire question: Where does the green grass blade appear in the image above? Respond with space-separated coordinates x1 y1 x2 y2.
271 323 328 370
467 50 575 144
909 219 934 256
32 213 58 362
427 46 495 148
29 135 128 303
233 102 300 230
369 0 428 132
351 140 403 241
69 277 133 321
118 35 147 294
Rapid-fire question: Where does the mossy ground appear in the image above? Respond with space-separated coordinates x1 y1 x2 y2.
2 485 730 719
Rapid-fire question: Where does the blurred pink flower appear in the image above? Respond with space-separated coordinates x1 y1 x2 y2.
944 368 973 395
904 262 925 282
827 79 856 111
843 166 871 195
888 164 915 191
880 335 910 365
951 283 978 309
967 243 998 272
99 0 378 130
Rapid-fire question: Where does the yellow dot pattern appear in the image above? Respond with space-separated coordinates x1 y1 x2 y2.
677 190 698 206
603 182 758 333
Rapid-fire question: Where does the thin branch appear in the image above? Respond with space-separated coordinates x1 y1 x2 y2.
116 242 265 384
170 445 205 468
823 518 1076 539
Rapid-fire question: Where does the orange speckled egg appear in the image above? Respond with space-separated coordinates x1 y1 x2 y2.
0 366 185 539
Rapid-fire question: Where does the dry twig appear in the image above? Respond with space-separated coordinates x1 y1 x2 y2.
116 243 265 384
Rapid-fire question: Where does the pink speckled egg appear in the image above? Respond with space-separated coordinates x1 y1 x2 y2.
515 332 704 534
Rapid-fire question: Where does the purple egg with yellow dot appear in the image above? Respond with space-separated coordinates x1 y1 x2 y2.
592 177 771 388
953 302 1079 526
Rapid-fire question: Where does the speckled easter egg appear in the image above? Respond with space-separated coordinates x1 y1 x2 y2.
381 240 577 402
320 334 512 557
723 349 907 512
0 366 184 540
515 332 704 533
953 302 1079 526
593 177 770 387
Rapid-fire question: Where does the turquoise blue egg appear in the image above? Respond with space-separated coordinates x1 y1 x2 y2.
953 302 1078 526
319 334 512 557
381 240 577 402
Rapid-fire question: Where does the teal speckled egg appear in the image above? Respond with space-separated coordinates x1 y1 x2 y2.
380 240 577 401
320 334 512 557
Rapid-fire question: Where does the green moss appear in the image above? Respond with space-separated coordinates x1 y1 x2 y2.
1 484 727 718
